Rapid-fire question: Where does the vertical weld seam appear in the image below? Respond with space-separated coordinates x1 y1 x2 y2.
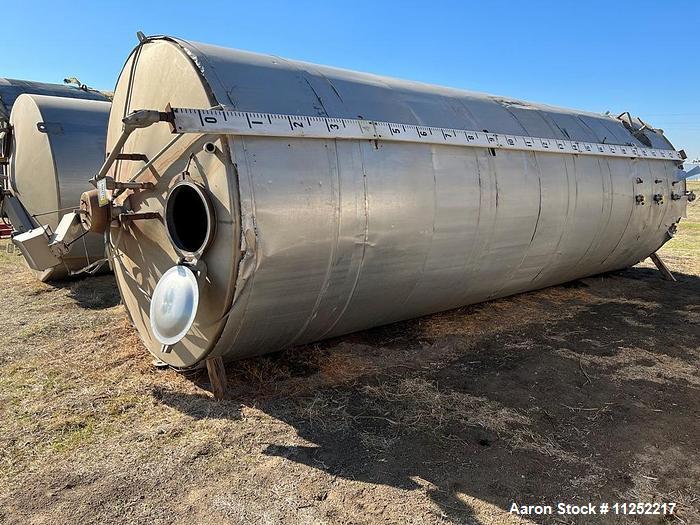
489 151 542 298
568 158 612 274
450 149 484 304
319 141 369 338
479 152 500 281
289 140 341 345
221 137 260 348
302 76 330 116
400 146 439 308
530 155 572 283
598 159 617 256
600 164 636 265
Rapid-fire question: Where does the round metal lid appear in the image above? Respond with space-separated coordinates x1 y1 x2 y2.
149 265 199 346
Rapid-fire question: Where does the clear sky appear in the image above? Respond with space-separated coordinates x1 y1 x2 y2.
3 0 699 160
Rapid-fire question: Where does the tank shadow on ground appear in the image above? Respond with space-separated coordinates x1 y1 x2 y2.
156 266 700 524
50 273 121 310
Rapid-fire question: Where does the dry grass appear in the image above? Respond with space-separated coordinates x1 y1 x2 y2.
0 183 697 524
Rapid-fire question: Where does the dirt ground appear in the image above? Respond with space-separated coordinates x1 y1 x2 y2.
0 182 698 525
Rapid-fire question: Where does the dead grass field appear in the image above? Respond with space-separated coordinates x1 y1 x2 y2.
0 182 698 525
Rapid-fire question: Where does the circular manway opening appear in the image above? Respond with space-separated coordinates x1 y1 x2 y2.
165 182 215 255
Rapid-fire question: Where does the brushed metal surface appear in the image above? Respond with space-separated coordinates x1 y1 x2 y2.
0 78 110 189
106 36 688 367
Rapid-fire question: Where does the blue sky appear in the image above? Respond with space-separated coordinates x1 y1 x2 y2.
3 1 699 160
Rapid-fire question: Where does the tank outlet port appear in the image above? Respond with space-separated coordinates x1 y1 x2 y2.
165 181 216 256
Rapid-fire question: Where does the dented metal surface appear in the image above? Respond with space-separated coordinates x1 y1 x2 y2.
106 35 688 367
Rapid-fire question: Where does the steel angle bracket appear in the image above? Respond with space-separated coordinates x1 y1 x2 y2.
91 105 224 208
91 109 173 206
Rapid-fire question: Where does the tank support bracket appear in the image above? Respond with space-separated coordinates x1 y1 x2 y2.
205 357 228 400
649 252 676 282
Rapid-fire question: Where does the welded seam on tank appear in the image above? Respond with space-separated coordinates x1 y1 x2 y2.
485 106 543 298
272 59 342 343
442 148 484 307
576 115 612 145
399 145 439 310
489 151 543 299
160 37 247 351
529 154 573 284
599 172 636 266
318 141 370 339
216 137 261 350
314 70 344 103
576 115 635 243
387 91 443 312
199 138 247 360
567 157 614 276
173 38 232 109
399 90 482 308
273 56 331 118
288 139 342 345
570 158 581 277
465 151 500 303
570 118 621 272
597 119 636 149
317 75 419 335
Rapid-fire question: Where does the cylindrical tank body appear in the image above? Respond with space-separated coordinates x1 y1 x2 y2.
106 36 687 367
0 78 109 180
9 94 111 280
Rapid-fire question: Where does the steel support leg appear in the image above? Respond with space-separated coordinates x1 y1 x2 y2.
206 356 228 400
649 252 676 282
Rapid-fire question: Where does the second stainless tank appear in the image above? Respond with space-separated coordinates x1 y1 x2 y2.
8 94 111 280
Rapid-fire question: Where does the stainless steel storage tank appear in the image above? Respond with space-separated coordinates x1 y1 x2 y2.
105 36 688 368
0 77 109 189
8 94 111 280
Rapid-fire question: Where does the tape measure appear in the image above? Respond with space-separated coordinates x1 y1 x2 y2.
170 108 683 162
